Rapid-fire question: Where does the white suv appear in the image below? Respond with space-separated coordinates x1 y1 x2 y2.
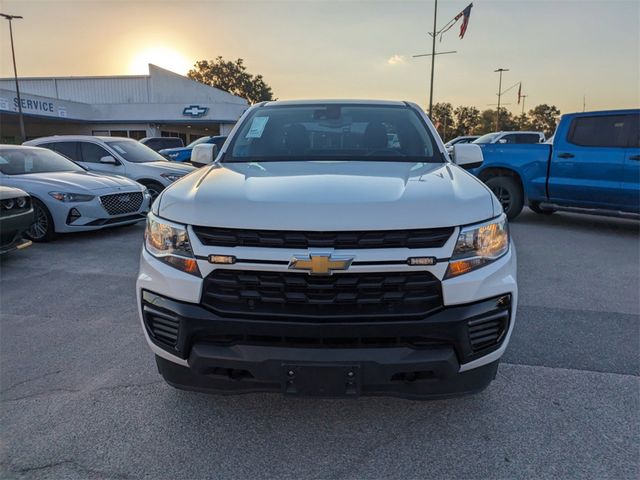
137 100 518 399
25 136 195 199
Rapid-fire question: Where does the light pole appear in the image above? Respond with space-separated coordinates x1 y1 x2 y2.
494 68 509 131
1 13 26 142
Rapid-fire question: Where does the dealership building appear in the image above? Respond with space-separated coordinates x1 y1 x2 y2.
0 64 248 144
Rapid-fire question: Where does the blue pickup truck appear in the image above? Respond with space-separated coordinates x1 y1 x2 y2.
472 109 640 220
159 135 227 162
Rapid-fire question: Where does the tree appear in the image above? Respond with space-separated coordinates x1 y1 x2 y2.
528 104 561 137
453 106 481 137
188 57 275 104
431 103 454 141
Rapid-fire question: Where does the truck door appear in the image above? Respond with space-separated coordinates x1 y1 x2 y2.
548 114 628 209
622 114 640 213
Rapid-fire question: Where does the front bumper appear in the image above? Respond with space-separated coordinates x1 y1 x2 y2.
0 207 34 254
141 289 511 399
50 193 150 233
137 238 517 398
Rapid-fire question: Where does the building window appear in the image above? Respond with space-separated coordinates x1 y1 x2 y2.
110 130 128 138
92 130 109 136
129 130 146 140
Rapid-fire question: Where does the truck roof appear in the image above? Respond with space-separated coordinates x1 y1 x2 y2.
261 99 408 107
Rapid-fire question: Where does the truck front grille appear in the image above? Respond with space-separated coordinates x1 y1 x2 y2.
201 269 443 320
100 192 143 215
192 226 454 249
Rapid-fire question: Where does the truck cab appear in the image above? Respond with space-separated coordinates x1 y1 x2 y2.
472 109 640 220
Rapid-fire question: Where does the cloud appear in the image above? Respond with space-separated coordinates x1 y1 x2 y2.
387 54 406 65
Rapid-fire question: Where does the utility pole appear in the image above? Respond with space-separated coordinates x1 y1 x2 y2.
520 95 528 128
428 0 438 118
494 68 509 131
413 0 458 118
0 13 26 142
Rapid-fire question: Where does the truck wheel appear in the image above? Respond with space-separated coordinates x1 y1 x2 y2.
529 201 556 215
485 176 524 220
26 199 56 242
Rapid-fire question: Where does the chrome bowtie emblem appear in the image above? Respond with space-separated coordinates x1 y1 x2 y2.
288 253 354 276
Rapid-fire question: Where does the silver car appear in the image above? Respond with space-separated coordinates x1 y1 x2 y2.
0 145 151 241
24 136 196 200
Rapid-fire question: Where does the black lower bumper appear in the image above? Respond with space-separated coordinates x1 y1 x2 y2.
143 291 510 399
0 208 34 254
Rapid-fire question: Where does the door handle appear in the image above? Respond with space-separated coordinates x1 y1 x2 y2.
557 153 575 159
630 155 640 161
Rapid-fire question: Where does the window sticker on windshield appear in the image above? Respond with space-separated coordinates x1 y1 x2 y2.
111 145 126 155
246 117 269 138
0 156 8 164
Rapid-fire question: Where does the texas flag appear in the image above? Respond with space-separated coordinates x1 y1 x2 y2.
455 3 473 39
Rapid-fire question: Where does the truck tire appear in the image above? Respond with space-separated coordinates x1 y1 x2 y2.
529 201 556 215
485 176 524 220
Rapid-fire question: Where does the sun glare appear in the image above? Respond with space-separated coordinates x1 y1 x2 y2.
129 47 192 75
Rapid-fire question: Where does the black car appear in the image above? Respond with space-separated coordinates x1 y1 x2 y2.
0 186 34 254
139 136 184 152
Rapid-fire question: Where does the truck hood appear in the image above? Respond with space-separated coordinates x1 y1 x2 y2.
158 147 191 155
158 161 496 230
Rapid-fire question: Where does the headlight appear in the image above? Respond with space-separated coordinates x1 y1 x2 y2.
144 212 200 276
16 196 28 208
445 214 509 279
1 198 15 210
160 173 184 182
48 192 95 202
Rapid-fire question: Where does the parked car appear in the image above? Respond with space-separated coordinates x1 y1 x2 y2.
444 135 479 151
137 99 517 399
473 131 545 145
471 109 640 220
0 186 33 254
140 137 184 152
24 136 196 200
0 146 152 241
159 135 227 162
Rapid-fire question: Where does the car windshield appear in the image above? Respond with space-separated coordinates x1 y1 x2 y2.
187 136 212 148
225 104 443 163
0 148 85 175
106 139 167 163
473 133 500 144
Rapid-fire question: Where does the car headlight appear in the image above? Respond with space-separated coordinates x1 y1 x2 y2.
144 212 200 276
445 214 509 279
160 173 184 182
48 191 95 202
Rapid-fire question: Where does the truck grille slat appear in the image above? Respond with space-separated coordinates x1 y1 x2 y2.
467 309 509 352
201 269 443 320
193 226 454 249
100 192 143 216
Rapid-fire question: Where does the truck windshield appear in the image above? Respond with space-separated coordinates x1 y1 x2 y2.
473 133 500 144
225 104 444 163
106 140 167 163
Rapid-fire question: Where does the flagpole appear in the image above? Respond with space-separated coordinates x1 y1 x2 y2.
428 0 438 118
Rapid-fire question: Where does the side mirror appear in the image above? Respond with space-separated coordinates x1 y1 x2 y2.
191 144 218 168
451 144 483 169
99 155 117 164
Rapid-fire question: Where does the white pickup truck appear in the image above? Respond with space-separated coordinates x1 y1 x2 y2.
137 100 517 399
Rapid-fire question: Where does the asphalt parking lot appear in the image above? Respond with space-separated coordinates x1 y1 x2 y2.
1 210 638 480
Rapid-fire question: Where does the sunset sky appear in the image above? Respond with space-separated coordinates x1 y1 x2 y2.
0 0 638 114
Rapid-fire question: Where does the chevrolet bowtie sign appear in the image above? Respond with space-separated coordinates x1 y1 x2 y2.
288 254 354 276
182 105 209 117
